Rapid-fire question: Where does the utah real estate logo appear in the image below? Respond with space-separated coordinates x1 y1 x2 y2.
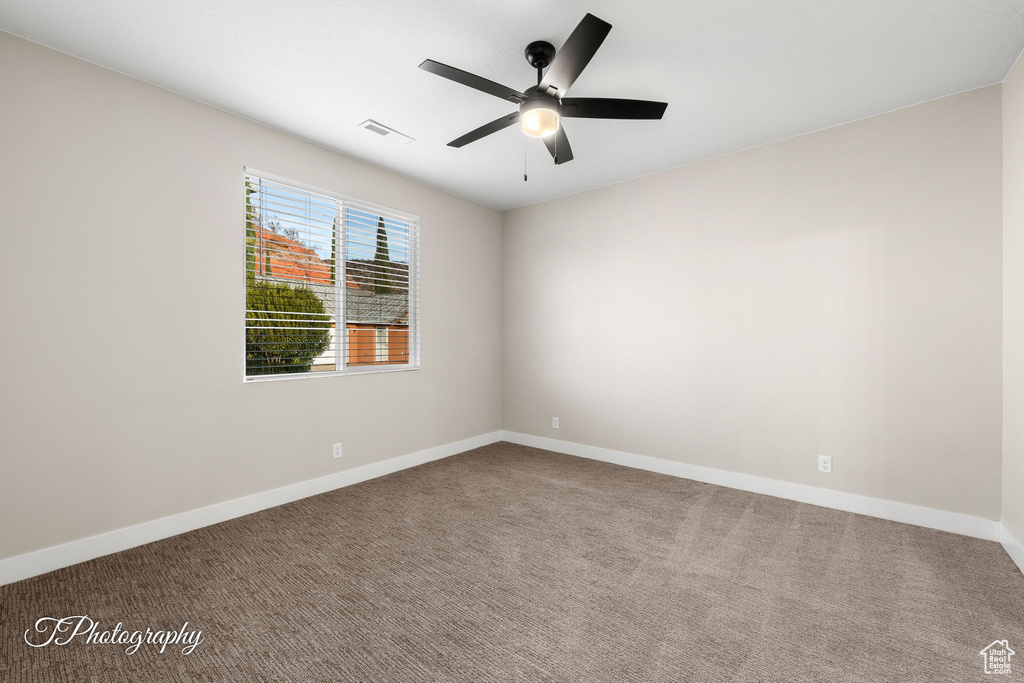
980 640 1014 675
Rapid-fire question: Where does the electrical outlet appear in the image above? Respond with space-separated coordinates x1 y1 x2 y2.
818 455 832 474
552 417 559 429
333 443 343 459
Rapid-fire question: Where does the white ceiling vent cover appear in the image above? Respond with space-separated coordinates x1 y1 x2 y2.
358 120 414 144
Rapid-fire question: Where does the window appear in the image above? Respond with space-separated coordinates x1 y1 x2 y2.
244 169 419 380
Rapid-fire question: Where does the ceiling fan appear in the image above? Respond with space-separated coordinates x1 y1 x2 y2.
419 13 668 166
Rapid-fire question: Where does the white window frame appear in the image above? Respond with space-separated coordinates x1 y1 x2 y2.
243 167 420 382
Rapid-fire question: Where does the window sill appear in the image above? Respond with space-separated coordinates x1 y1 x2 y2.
244 365 420 383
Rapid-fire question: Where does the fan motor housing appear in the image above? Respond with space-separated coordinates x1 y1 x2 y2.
520 91 562 115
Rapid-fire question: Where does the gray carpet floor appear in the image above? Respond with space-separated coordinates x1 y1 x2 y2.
1 441 1022 682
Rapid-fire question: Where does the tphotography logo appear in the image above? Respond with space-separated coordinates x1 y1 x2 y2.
980 640 1014 675
24 615 203 655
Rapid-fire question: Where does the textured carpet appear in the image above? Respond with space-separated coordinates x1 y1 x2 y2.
1 442 1022 682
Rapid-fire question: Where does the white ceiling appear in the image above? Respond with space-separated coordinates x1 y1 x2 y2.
2 0 1024 210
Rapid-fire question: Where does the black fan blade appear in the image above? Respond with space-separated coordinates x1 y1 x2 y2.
419 59 526 103
448 112 521 148
538 14 612 96
543 126 574 165
561 98 667 120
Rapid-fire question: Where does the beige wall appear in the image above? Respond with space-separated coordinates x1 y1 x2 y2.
503 86 1003 519
1004 57 1024 542
0 33 502 561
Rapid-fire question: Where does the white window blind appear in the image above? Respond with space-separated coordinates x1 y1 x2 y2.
244 170 419 380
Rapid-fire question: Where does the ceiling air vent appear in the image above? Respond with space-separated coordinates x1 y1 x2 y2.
358 120 415 144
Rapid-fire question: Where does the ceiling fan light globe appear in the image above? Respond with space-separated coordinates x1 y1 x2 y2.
521 107 560 138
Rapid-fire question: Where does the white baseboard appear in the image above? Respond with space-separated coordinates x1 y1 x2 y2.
1001 523 1024 574
0 431 503 587
500 431 1001 542
5 430 1013 587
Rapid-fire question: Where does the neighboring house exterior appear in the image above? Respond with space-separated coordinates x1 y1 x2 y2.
345 287 411 365
250 227 409 368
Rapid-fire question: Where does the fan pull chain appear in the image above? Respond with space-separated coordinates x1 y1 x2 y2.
524 136 528 182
